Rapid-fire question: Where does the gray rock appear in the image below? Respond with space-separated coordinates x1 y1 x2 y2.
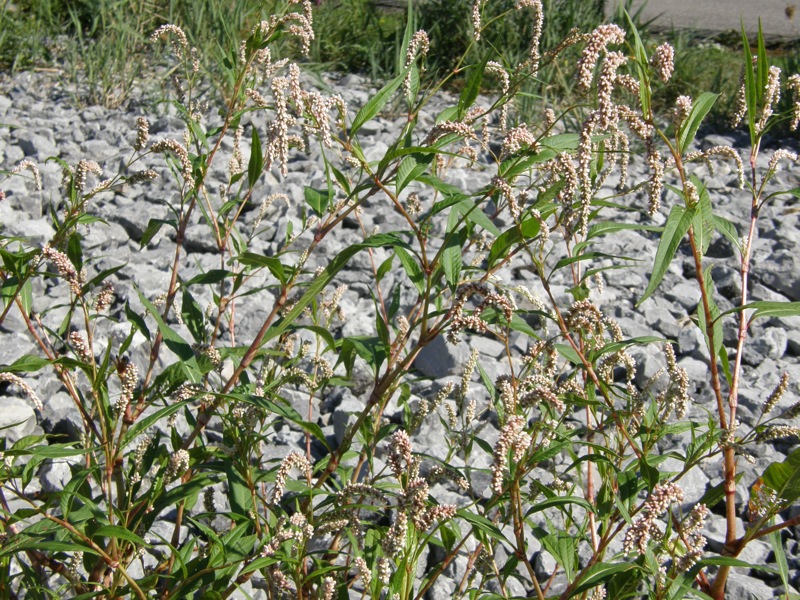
40 390 83 442
38 459 73 494
0 397 39 442
724 572 779 600
757 249 800 300
663 281 702 311
14 128 58 159
332 391 367 446
742 326 788 365
414 335 471 379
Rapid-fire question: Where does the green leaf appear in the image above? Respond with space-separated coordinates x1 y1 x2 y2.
458 55 489 120
93 525 150 548
376 255 394 282
639 454 662 490
696 472 744 509
262 234 410 345
455 197 500 236
27 443 91 458
140 218 176 248
122 400 192 446
181 288 206 344
225 462 253 516
394 245 425 295
749 301 800 320
527 496 593 515
396 154 432 194
126 301 150 341
625 9 651 117
237 252 287 284
637 205 696 306
585 221 662 240
540 133 581 152
350 70 406 136
570 562 638 597
186 269 231 286
488 217 541 267
304 186 331 217
442 208 463 289
456 509 512 545
762 447 800 503
697 266 723 358
248 127 262 188
678 92 719 154
711 214 740 250
770 522 791 594
67 232 83 272
135 287 196 363
689 176 714 255
417 173 463 196
741 23 758 141
0 355 50 373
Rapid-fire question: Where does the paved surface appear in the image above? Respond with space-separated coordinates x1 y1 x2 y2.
605 0 800 41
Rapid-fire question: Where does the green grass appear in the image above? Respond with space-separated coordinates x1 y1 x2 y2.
1 0 798 129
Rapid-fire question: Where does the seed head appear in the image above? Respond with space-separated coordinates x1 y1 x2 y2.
576 24 626 92
271 452 311 504
11 160 41 191
0 373 42 411
165 449 190 482
651 43 675 82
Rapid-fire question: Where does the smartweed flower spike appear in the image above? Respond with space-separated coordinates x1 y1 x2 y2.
95 281 115 312
623 482 685 554
597 51 627 129
755 425 800 442
150 139 195 188
650 43 675 82
271 452 311 504
576 24 626 92
229 125 244 177
673 95 692 127
766 149 798 177
499 124 537 159
165 449 190 482
69 332 92 363
515 0 544 72
486 62 510 130
491 415 532 493
74 160 102 193
403 30 429 97
0 373 42 411
471 0 486 40
675 504 709 572
42 245 82 296
764 375 790 419
286 0 315 55
787 74 800 130
133 117 150 151
150 24 188 60
11 159 41 191
757 65 782 134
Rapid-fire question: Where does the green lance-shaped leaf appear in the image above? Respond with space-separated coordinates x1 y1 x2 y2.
350 69 408 136
263 233 412 345
248 127 263 188
304 186 331 218
689 176 714 255
457 55 489 120
677 92 719 154
136 286 196 365
625 9 651 117
761 446 800 503
442 206 463 289
637 204 697 307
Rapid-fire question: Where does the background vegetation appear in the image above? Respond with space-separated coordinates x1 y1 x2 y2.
1 0 798 127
